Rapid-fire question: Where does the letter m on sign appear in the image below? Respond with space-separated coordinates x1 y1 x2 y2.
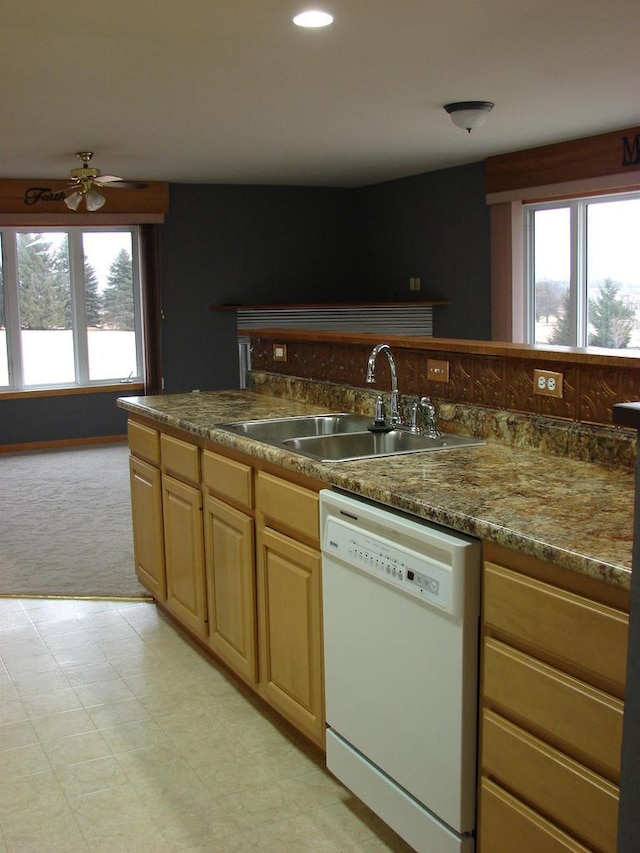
622 134 640 166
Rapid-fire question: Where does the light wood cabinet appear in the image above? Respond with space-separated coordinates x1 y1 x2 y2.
162 473 207 637
128 454 165 600
256 471 324 747
160 434 207 638
482 710 619 853
203 493 257 684
128 419 160 465
478 542 630 853
126 419 325 745
256 524 324 745
202 450 257 685
480 778 591 853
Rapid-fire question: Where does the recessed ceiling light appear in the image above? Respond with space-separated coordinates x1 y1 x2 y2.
293 10 334 28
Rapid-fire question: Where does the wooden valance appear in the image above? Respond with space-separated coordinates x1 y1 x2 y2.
486 125 640 196
0 179 169 223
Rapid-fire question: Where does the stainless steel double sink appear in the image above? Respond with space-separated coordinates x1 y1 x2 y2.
218 413 485 462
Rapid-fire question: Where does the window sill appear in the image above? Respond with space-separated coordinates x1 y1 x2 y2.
0 383 145 401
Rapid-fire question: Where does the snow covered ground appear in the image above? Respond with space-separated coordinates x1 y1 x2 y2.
0 329 138 387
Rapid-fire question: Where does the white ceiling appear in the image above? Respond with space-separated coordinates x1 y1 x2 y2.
2 0 639 188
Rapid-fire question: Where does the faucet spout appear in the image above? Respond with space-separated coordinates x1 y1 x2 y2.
366 343 401 425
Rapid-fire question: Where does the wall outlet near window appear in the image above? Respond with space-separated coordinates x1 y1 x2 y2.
533 369 563 398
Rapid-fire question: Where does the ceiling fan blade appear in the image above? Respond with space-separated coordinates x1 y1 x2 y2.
95 174 124 184
95 179 148 190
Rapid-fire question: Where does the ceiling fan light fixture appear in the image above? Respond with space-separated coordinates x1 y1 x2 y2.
444 101 494 133
64 190 83 211
85 188 106 211
293 10 334 28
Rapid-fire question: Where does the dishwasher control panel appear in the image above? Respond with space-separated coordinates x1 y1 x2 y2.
324 516 452 611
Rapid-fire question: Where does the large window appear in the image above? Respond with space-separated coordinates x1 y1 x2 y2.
0 227 143 389
525 193 640 350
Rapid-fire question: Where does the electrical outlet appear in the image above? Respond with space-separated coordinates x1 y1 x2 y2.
427 359 449 383
533 369 563 398
272 344 287 362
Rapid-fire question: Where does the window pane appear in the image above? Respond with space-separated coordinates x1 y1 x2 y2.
17 233 75 386
83 232 139 381
586 199 640 350
0 235 7 386
533 208 571 345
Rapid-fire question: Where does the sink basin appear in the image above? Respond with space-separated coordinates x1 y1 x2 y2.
281 429 485 461
218 413 485 462
218 413 373 442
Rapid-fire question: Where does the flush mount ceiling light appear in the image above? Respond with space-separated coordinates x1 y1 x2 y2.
444 101 494 133
292 9 334 28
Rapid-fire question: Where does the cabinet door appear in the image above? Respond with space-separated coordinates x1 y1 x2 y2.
204 494 257 684
162 474 207 637
256 525 324 746
129 455 165 600
479 778 590 853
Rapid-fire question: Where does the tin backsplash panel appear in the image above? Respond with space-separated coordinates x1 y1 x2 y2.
249 337 640 428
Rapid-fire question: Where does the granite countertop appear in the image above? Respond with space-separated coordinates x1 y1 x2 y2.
118 390 635 591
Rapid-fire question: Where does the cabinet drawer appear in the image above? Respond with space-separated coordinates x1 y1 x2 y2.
128 420 159 465
202 450 253 510
256 471 319 545
482 709 618 852
484 562 628 695
161 434 200 484
479 778 590 853
483 637 623 782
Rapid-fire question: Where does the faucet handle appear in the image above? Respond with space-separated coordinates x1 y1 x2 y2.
421 396 440 438
368 394 394 433
411 396 440 437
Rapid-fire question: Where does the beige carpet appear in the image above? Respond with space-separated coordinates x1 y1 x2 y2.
0 443 148 598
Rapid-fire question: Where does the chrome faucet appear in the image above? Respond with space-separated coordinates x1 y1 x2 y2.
410 396 440 438
366 343 401 425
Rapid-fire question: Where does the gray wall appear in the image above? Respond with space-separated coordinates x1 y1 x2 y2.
1 160 491 442
159 161 490 394
0 391 128 447
159 184 362 393
356 161 491 339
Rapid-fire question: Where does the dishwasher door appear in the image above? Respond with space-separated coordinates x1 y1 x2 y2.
320 489 480 853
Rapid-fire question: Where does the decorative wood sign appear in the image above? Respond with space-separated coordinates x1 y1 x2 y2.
0 179 169 216
486 125 640 194
623 133 640 167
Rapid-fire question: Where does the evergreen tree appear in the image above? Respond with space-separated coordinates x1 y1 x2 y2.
548 291 572 345
589 278 635 348
84 260 102 327
17 234 70 329
101 249 134 330
51 241 72 327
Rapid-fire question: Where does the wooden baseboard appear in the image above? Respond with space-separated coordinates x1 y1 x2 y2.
0 434 127 454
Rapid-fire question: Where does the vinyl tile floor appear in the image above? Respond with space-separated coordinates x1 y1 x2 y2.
0 597 416 853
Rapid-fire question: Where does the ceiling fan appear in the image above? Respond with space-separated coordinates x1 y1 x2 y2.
62 152 147 211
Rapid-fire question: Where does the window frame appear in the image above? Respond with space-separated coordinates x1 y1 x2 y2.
523 190 640 348
0 225 144 391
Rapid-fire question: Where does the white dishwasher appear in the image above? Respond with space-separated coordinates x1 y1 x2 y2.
320 489 481 853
